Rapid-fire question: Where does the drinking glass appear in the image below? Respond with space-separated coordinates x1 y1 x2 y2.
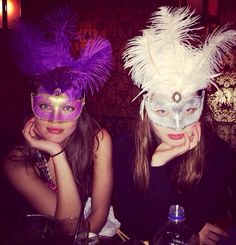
9 213 55 245
76 232 100 245
53 217 100 244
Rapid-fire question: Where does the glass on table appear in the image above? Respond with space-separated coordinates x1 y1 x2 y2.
53 217 100 245
7 213 55 245
76 232 100 245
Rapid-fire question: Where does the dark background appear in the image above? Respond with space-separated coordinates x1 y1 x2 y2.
0 0 235 165
0 0 235 243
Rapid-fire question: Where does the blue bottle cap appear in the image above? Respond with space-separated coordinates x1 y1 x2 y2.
168 205 185 222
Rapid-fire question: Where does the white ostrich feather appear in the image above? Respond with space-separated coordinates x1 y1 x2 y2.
123 6 236 100
199 25 236 77
149 6 201 44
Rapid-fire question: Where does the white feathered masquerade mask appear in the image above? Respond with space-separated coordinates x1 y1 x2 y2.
123 6 236 130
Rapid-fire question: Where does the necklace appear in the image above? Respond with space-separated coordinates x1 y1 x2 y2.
34 150 57 192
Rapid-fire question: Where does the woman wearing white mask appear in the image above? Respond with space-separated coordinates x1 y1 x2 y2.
112 6 236 245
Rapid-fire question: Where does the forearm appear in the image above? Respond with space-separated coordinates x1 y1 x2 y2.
87 128 112 233
87 208 110 233
52 152 82 219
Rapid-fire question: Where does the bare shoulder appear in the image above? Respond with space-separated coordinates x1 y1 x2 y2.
93 128 112 156
3 148 35 179
3 149 24 168
96 128 112 143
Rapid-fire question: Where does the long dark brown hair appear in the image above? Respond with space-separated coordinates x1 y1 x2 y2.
11 105 100 203
64 107 100 200
133 112 211 193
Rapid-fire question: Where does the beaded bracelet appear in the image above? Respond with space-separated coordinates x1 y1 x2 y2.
51 149 64 158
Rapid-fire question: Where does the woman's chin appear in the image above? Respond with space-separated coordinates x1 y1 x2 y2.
44 135 65 144
166 138 185 147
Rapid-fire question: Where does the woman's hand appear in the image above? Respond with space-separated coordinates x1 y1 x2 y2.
22 118 62 155
151 122 201 167
199 223 230 245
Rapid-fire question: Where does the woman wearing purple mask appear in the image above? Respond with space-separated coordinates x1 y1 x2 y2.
3 7 115 236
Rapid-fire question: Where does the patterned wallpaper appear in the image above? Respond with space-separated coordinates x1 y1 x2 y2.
75 1 236 150
0 0 235 153
79 1 172 134
206 71 236 150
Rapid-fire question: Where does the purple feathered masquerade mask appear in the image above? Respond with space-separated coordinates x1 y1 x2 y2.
12 7 112 122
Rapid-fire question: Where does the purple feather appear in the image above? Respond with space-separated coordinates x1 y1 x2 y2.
11 6 112 96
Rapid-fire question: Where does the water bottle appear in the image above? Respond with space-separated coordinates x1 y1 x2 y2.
152 205 199 245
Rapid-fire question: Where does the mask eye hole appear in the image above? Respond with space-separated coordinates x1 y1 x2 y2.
39 104 52 111
156 110 169 116
63 106 75 112
184 108 197 115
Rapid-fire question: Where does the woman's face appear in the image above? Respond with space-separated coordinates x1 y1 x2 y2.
145 91 205 131
31 92 84 123
152 121 199 147
34 118 78 144
31 89 84 143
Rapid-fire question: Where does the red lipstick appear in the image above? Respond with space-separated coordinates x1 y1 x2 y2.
47 127 64 134
168 134 184 140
